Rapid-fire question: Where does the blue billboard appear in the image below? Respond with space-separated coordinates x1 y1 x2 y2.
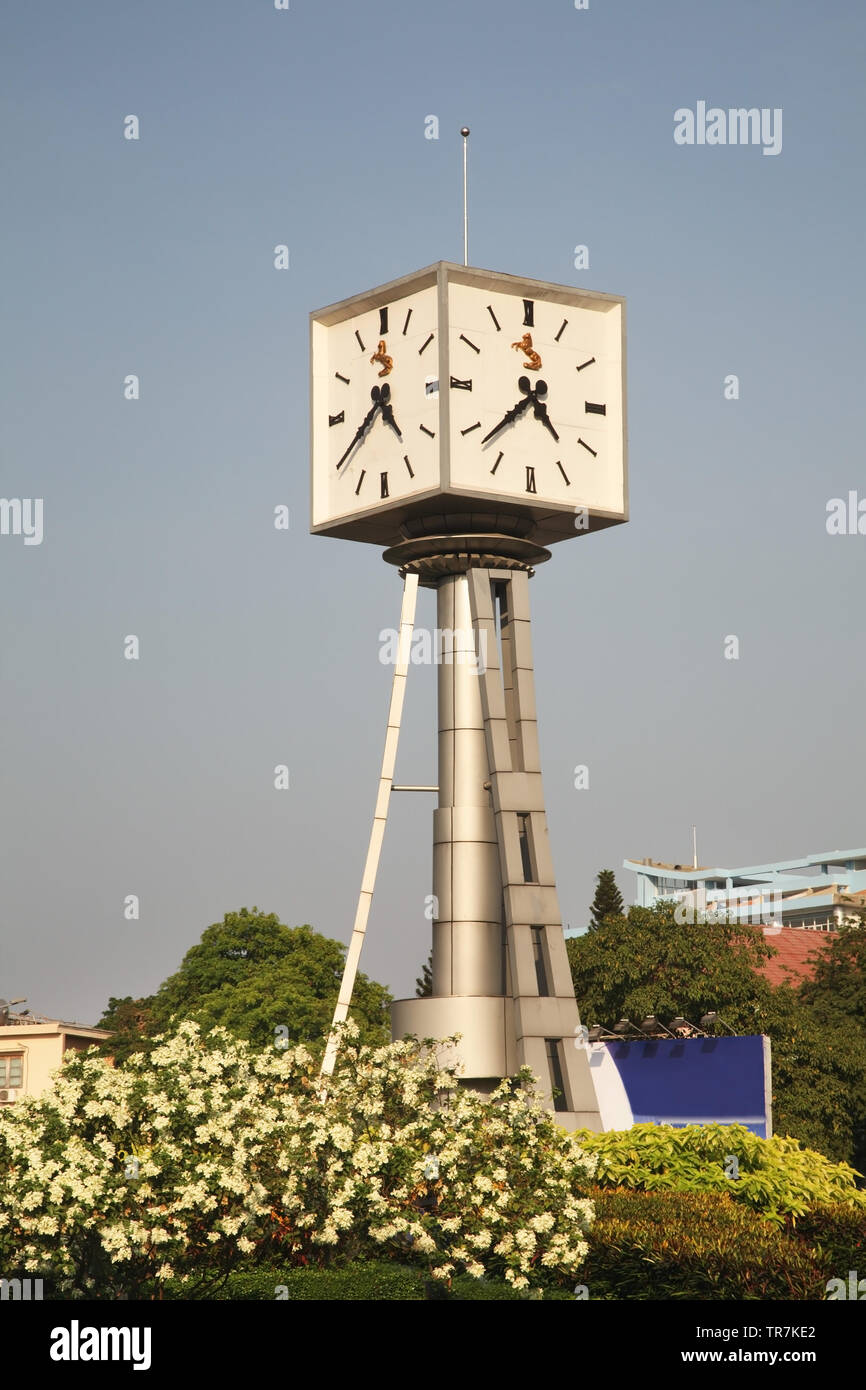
602 1034 772 1137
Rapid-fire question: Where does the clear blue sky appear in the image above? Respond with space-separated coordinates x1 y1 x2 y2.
2 0 864 1024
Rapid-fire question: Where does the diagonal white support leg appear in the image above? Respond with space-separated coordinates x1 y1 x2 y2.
319 571 419 1077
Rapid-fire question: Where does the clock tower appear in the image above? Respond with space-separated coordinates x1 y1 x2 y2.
311 261 627 1129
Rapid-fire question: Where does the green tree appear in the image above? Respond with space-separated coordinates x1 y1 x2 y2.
566 901 866 1166
756 985 866 1165
97 996 156 1063
588 869 625 930
98 908 392 1056
415 949 433 997
798 919 866 1171
800 918 866 1029
568 901 772 1024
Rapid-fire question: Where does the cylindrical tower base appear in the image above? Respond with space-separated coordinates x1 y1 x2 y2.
431 573 504 1004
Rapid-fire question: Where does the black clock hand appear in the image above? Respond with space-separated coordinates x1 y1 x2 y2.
336 389 383 469
532 397 560 443
480 376 536 444
480 397 531 444
378 382 402 440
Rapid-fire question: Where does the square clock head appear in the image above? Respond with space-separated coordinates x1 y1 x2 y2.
310 262 627 548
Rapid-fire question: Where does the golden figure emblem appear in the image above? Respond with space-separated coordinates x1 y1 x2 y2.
370 340 393 377
511 333 542 371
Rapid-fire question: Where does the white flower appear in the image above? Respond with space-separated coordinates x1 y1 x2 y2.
330 1123 354 1152
528 1212 555 1233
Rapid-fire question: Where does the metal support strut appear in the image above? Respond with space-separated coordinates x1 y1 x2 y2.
319 571 419 1077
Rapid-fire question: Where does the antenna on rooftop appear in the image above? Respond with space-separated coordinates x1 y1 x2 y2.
0 998 25 1027
460 127 470 265
692 826 698 870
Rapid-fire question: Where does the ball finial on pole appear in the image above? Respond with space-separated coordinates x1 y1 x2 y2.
461 127 470 266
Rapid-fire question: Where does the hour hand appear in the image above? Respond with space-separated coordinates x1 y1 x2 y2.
533 399 559 442
529 380 559 442
378 382 402 440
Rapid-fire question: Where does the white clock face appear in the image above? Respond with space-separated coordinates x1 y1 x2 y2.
311 263 627 545
446 282 624 514
313 284 439 525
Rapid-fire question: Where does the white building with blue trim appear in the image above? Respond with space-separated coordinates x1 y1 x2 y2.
623 848 866 931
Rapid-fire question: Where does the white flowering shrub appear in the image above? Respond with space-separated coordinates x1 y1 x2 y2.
0 1021 595 1296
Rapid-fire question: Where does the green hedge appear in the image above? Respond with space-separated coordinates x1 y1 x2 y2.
575 1123 866 1221
581 1189 827 1300
206 1264 426 1301
786 1203 866 1280
158 1262 565 1301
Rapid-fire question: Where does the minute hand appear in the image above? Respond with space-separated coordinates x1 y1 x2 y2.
480 394 533 445
336 399 381 470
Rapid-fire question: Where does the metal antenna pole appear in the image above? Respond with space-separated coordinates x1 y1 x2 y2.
319 571 419 1078
461 127 470 265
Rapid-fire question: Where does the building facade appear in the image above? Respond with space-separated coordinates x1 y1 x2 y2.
0 1015 110 1106
623 848 866 931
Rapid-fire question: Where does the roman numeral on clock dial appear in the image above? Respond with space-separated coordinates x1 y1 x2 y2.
585 401 606 415
525 466 537 494
328 411 345 427
380 472 389 499
450 377 472 390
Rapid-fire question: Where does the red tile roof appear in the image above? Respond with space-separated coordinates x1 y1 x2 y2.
757 927 832 987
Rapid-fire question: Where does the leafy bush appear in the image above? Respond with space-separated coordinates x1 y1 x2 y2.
582 1189 826 1300
574 1123 866 1221
0 1021 596 1298
787 1203 866 1280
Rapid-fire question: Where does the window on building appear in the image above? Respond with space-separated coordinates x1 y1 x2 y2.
545 1039 568 1112
517 813 536 882
0 1055 23 1089
531 927 550 996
